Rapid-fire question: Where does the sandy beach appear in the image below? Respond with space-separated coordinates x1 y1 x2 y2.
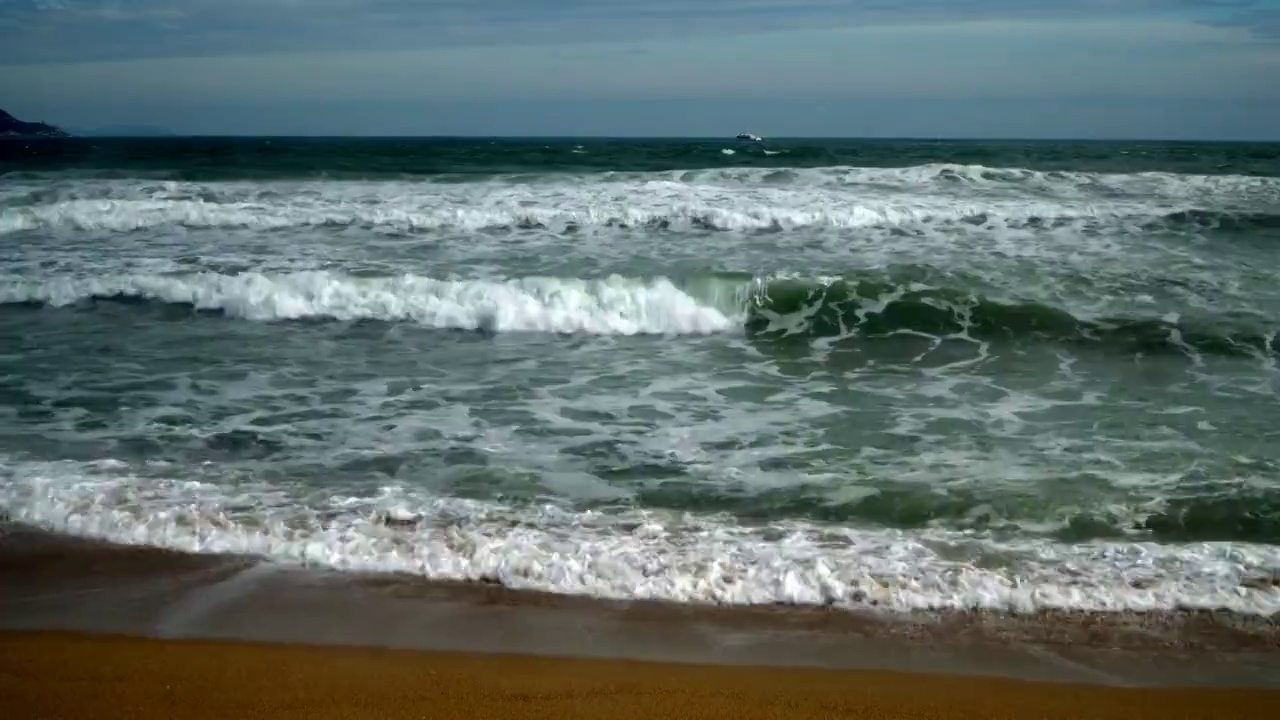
2 629 1276 720
2 525 1278 718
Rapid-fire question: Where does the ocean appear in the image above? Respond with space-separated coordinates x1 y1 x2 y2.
2 136 1279 617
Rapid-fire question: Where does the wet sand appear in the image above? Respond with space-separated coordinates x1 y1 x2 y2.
1 525 1278 718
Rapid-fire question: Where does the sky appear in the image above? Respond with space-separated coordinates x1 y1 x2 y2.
1 0 1279 139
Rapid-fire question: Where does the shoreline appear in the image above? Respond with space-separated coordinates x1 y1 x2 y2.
3 524 1278 690
4 520 1278 639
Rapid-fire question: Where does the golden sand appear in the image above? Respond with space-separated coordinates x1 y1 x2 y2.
1 630 1272 720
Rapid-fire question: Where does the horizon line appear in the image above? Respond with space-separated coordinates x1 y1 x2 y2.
26 134 1280 143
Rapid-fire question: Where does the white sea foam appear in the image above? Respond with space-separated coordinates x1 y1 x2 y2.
0 194 1158 235
2 458 1278 615
0 271 738 335
1 163 1274 236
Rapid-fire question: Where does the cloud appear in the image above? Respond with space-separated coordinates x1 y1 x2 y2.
1208 6 1280 37
5 18 1274 108
4 5 1276 138
2 0 1278 64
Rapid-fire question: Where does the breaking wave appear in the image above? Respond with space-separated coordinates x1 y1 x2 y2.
741 276 1277 358
0 272 738 336
3 271 1274 358
2 163 1277 236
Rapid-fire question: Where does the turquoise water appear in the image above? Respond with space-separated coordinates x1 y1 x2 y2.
2 137 1279 613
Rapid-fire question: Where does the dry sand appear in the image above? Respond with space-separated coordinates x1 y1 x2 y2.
2 629 1276 720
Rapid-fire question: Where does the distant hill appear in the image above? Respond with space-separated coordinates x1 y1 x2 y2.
0 108 70 137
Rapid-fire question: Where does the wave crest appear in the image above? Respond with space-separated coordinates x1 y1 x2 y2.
2 271 1275 359
743 277 1275 358
0 272 736 336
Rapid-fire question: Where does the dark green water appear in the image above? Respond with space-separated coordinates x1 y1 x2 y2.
2 137 1279 614
5 136 1280 178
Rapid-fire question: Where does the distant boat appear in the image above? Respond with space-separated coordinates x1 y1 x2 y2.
735 132 762 142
